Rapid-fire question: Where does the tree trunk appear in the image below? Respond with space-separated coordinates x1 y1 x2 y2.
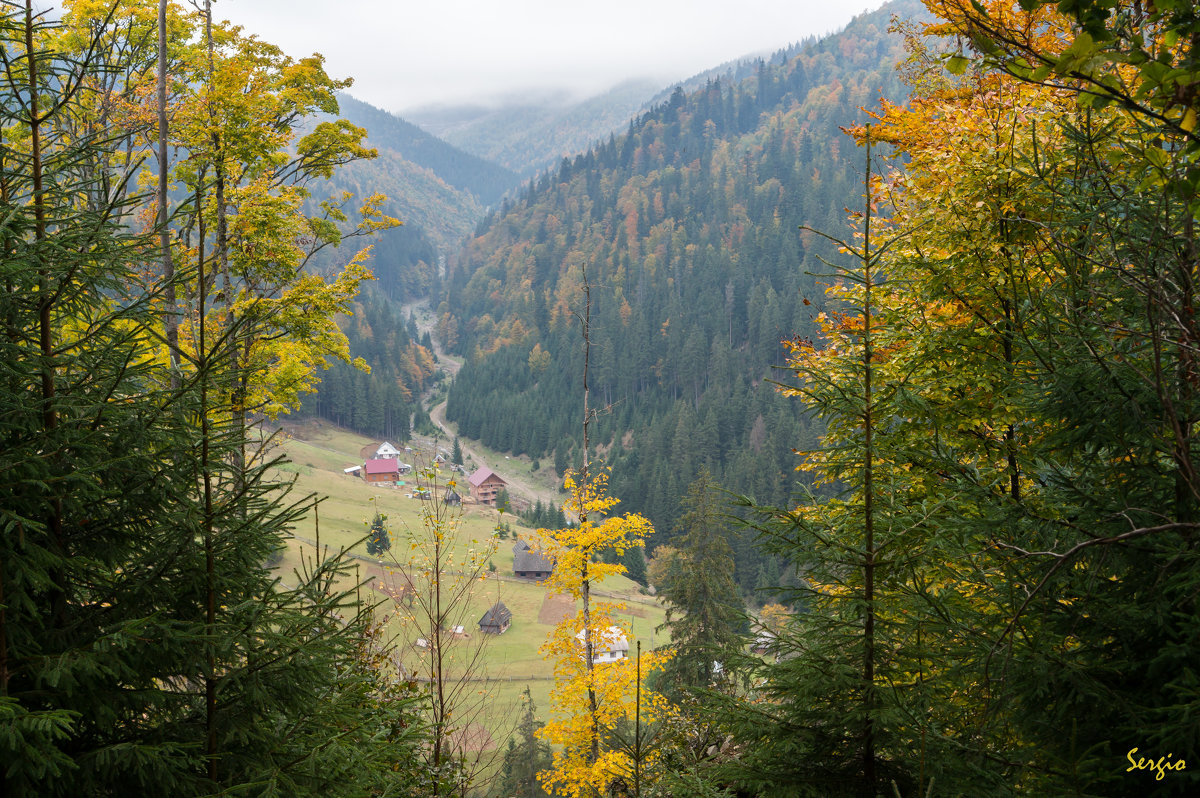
860 128 877 797
159 0 177 384
580 264 600 766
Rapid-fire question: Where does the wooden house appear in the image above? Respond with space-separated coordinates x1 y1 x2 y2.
363 458 399 485
468 466 506 506
375 441 402 459
512 538 554 580
478 601 512 635
577 626 630 664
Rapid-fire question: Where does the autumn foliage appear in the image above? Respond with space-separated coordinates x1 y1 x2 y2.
532 470 670 797
729 0 1200 794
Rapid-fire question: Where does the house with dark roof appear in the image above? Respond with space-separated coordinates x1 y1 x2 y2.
478 601 512 635
363 458 399 484
512 538 554 580
468 466 506 506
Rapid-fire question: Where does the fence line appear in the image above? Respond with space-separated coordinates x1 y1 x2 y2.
407 675 556 684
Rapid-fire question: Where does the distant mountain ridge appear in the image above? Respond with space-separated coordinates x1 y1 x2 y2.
404 41 824 180
336 93 519 207
405 79 666 179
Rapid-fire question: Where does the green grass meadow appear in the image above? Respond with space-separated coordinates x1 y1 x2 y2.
265 420 668 756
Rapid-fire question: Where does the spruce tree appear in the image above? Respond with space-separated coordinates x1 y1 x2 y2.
367 512 392 557
496 688 552 798
656 469 744 698
717 129 936 796
0 5 426 795
0 6 209 789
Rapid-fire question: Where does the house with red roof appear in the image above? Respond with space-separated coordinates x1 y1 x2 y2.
468 467 506 506
363 458 400 485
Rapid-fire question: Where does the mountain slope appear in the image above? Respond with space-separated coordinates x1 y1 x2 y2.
306 96 522 304
438 0 922 591
406 79 666 179
409 39 853 181
337 93 519 206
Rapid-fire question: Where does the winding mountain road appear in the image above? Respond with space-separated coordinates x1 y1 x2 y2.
402 297 562 512
427 399 562 512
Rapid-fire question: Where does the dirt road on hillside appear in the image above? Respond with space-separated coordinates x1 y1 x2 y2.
402 297 563 512
400 297 461 377
427 399 563 512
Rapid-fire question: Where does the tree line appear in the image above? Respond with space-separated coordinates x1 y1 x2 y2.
297 285 438 440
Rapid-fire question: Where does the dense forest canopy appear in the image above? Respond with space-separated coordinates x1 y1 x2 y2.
439 1 918 592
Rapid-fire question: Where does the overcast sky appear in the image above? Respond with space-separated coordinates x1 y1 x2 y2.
214 0 888 113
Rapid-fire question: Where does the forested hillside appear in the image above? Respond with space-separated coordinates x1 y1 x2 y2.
440 1 918 589
298 98 517 434
338 94 519 205
315 139 483 257
306 96 522 291
409 45 827 180
297 286 438 440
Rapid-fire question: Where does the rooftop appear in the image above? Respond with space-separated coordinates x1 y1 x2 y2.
364 458 399 475
479 601 512 628
469 466 505 487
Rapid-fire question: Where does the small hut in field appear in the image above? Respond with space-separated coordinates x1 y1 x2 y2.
477 601 512 635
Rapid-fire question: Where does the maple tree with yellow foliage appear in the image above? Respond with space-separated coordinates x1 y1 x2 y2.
532 469 672 798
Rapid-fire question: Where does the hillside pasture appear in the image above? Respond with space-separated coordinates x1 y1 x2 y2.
265 420 670 753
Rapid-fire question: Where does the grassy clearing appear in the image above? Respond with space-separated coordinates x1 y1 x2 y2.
431 405 567 506
265 419 669 753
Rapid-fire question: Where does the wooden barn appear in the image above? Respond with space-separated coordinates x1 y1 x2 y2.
477 601 512 635
512 538 554 580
